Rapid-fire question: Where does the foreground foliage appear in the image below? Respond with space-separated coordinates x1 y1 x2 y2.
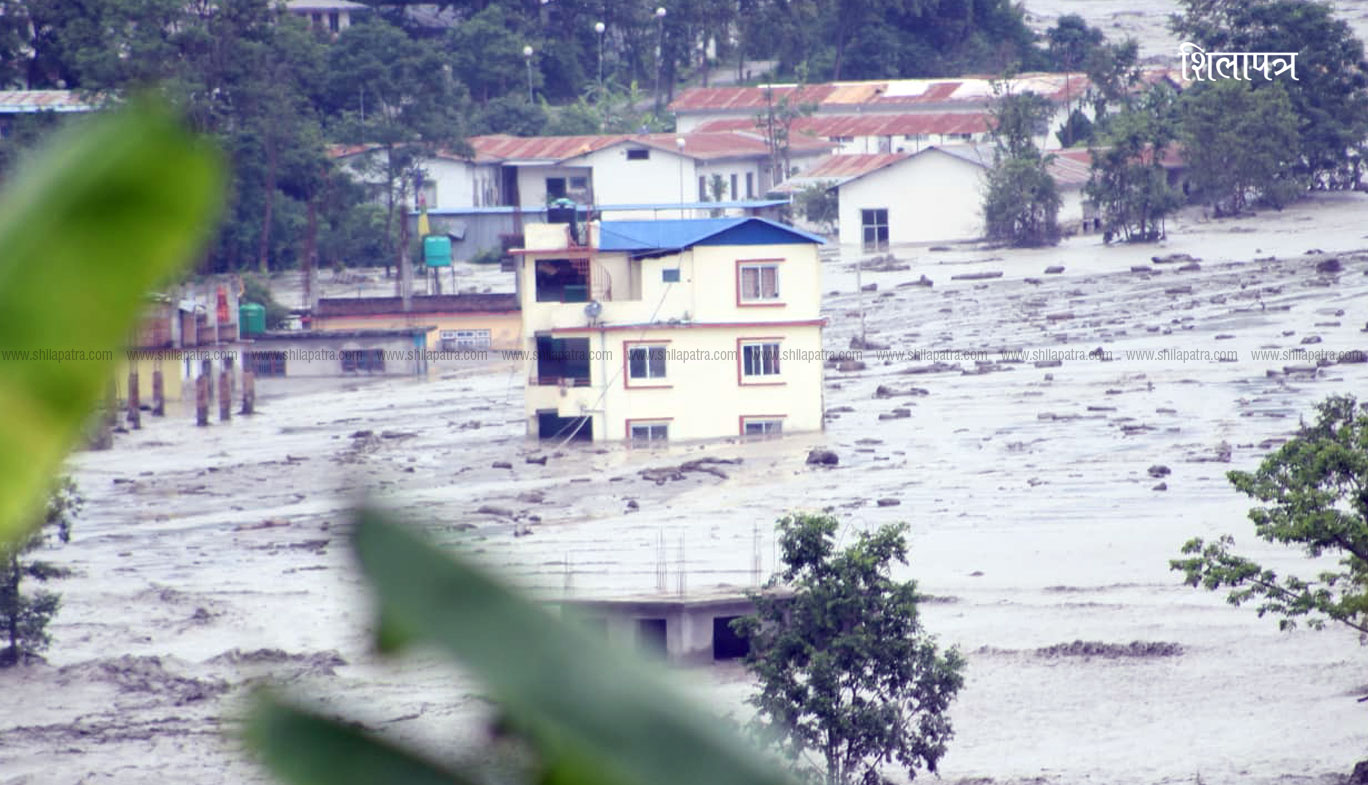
1173 396 1368 635
248 512 797 785
0 101 221 547
735 514 965 785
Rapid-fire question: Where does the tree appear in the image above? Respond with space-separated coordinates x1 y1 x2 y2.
734 513 965 785
1085 84 1182 243
1 478 78 666
1172 0 1368 189
1179 79 1302 216
794 182 838 234
1045 14 1104 73
1173 395 1368 635
755 76 817 190
323 18 472 290
984 88 1061 247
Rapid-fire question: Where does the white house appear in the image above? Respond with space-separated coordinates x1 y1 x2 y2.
806 145 1094 250
283 0 369 35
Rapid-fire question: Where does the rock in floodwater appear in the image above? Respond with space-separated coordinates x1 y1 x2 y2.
1152 482 1168 491
1148 465 1171 478
806 449 839 466
1315 257 1342 273
876 498 901 507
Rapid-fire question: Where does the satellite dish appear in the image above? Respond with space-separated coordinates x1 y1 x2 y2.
584 300 603 319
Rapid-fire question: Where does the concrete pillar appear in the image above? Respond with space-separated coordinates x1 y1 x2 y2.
196 373 209 426
126 371 140 430
240 369 255 415
151 369 165 416
218 368 231 422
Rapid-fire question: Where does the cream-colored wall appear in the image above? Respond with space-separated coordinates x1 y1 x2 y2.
524 324 824 441
520 241 821 331
313 312 522 351
837 151 986 247
515 165 593 208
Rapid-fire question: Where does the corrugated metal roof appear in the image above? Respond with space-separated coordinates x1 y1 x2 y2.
697 112 991 139
468 131 831 165
0 90 97 113
597 217 823 252
670 72 1097 113
794 153 910 180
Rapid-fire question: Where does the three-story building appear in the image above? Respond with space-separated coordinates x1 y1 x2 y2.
517 215 826 443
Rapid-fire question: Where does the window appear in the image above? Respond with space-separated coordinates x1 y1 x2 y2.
861 208 889 252
440 329 490 351
533 336 590 385
246 351 286 377
729 173 738 201
569 176 588 190
833 135 854 143
627 344 667 381
741 342 781 378
629 422 669 443
738 263 780 303
698 175 707 201
534 258 589 303
742 417 784 436
341 349 384 373
662 268 680 283
745 172 754 198
545 177 567 199
328 10 339 31
627 148 650 160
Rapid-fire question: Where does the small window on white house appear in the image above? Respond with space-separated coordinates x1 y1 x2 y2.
627 148 650 160
662 268 681 283
630 422 669 442
698 175 708 201
861 208 889 252
729 174 738 201
741 418 783 436
569 176 589 190
739 263 780 302
746 172 754 198
628 345 667 380
741 342 781 378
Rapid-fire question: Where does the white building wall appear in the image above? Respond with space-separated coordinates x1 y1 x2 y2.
837 151 986 248
571 145 697 206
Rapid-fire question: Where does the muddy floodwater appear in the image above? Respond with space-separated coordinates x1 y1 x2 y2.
3 195 1368 785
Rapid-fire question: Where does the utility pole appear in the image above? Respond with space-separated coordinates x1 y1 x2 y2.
523 45 534 103
653 7 667 115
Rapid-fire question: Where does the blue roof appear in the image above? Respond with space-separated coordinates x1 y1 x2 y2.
597 217 825 253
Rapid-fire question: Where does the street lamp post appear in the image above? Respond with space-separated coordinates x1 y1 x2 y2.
653 7 666 116
523 45 534 103
595 22 606 98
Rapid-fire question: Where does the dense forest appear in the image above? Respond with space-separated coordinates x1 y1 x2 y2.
0 0 1080 272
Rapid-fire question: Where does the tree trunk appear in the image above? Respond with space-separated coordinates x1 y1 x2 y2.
303 195 318 312
258 139 278 275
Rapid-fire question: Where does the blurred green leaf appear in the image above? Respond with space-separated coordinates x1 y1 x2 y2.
352 510 793 785
246 696 472 785
0 99 222 546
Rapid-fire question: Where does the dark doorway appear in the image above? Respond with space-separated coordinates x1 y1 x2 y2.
533 336 590 385
636 617 668 657
536 411 592 441
712 616 748 660
500 165 519 206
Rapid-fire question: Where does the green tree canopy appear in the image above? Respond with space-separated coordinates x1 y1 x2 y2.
1173 395 1368 635
1179 79 1302 215
1172 0 1368 189
1085 84 1182 243
735 513 965 785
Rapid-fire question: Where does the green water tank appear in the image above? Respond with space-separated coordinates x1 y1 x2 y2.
240 302 266 335
424 235 452 267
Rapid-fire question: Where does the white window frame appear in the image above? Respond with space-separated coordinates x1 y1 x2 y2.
741 417 784 437
629 421 669 443
738 263 780 303
627 344 668 381
740 341 782 379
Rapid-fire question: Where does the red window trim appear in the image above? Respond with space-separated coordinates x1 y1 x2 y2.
623 340 673 389
738 414 788 435
736 336 786 386
735 258 786 308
